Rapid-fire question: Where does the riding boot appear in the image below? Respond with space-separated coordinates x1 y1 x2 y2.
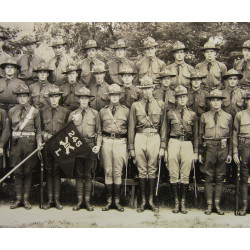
23 175 32 210
137 178 147 212
180 183 188 214
10 175 23 209
148 178 159 212
204 181 213 215
43 174 53 210
215 182 224 215
54 176 63 210
239 183 248 216
171 183 180 213
114 184 124 212
85 179 94 211
102 184 113 211
73 178 83 211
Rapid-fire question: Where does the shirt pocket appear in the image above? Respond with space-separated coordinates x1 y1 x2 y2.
117 115 128 128
86 116 96 134
219 122 230 137
240 116 250 134
151 110 161 124
236 100 244 108
0 84 4 93
170 119 180 131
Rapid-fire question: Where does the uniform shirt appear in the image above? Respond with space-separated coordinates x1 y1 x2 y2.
195 60 227 90
153 87 175 111
68 106 102 147
233 109 250 154
128 98 166 150
120 84 142 108
187 88 209 117
29 80 54 109
106 58 137 85
222 87 246 118
234 59 250 89
88 81 110 111
166 62 194 89
61 81 86 111
78 57 105 86
48 54 73 85
166 107 198 153
99 104 129 134
0 51 11 78
0 108 10 148
41 105 69 136
8 103 42 144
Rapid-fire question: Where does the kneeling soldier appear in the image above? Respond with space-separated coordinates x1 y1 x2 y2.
9 84 42 209
128 76 166 212
68 87 102 211
200 89 232 215
41 85 70 209
99 84 129 211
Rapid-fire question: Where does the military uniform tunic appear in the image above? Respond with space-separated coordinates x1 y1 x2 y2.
153 87 176 111
120 84 141 108
234 59 250 90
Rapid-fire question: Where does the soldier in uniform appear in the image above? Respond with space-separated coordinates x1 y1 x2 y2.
48 36 73 86
136 37 166 84
68 87 102 211
165 85 198 214
0 29 11 78
195 41 227 91
9 84 42 209
233 91 250 215
41 85 70 210
78 40 105 86
61 63 85 111
99 84 129 212
199 89 232 215
29 62 54 109
128 76 166 212
106 39 137 86
166 41 194 90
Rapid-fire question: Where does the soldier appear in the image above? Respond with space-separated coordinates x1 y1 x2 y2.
234 40 250 90
9 84 42 209
29 62 54 109
88 64 110 111
106 39 137 85
17 34 42 85
195 41 227 91
78 40 105 86
48 36 73 86
233 91 250 216
166 85 198 214
128 76 166 212
136 37 166 84
99 84 129 212
41 85 70 210
199 89 232 215
153 69 176 111
68 87 102 211
61 63 86 111
0 29 11 78
166 41 194 90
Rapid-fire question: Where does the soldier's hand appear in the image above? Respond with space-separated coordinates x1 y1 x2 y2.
92 145 100 154
233 154 240 165
129 150 135 159
198 154 203 164
164 150 168 162
159 148 165 159
0 148 3 156
193 153 199 163
226 155 232 164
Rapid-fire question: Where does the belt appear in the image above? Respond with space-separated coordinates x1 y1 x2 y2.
239 137 250 145
136 128 158 134
204 139 227 146
12 131 35 137
170 135 192 141
83 138 95 143
102 131 127 139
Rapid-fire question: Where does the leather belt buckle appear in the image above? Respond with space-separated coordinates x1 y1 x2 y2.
111 133 116 139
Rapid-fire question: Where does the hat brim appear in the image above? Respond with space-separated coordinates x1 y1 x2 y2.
76 94 95 99
171 48 188 53
240 46 250 50
13 91 30 95
33 69 53 73
0 63 21 70
62 69 82 75
83 46 101 50
110 46 128 49
90 70 108 74
0 36 8 41
201 47 220 51
23 40 39 46
186 76 207 80
175 93 188 96
137 85 155 89
118 72 137 75
222 74 243 80
140 44 159 49
49 43 68 47
157 74 176 79
48 92 64 96
105 91 124 95
206 96 226 99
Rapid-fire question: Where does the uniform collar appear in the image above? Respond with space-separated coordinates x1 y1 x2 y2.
190 88 201 93
174 61 185 66
205 59 216 65
19 103 31 111
228 86 238 92
161 86 170 92
87 57 97 64
109 103 120 110
176 106 187 111
142 97 153 103
211 108 222 115
147 56 156 62
5 75 15 81
50 105 59 111
124 83 133 89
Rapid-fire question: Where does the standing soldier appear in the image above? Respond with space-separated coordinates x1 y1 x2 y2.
41 85 70 210
99 84 129 212
29 62 54 109
18 34 42 85
106 39 137 86
78 40 105 86
61 63 85 111
128 76 166 212
199 89 232 215
166 41 194 90
0 29 11 78
233 91 250 216
195 41 227 91
68 87 102 211
9 84 42 209
166 85 198 214
136 37 166 84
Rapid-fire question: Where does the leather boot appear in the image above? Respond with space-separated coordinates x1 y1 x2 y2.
204 181 213 215
43 175 53 210
10 175 23 209
73 178 83 211
23 175 32 210
204 201 213 215
239 183 248 216
54 176 63 210
148 178 159 212
171 183 180 213
114 184 124 212
215 182 224 215
85 179 94 211
102 184 113 211
137 178 147 212
239 200 248 216
180 183 188 214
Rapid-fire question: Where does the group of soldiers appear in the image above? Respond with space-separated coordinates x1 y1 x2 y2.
0 29 250 216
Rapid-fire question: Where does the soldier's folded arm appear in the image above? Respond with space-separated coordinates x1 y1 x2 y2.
128 103 136 157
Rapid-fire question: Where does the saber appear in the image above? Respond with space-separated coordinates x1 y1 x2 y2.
155 157 162 196
193 160 197 199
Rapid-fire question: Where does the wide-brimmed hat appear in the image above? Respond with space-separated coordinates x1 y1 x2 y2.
156 70 176 80
175 85 188 96
222 69 243 80
62 63 82 75
47 85 64 96
110 39 128 49
118 65 137 75
105 84 124 95
138 76 155 89
201 41 220 51
206 89 226 99
243 91 250 99
22 34 39 45
13 84 30 95
83 40 100 50
171 41 188 53
0 30 8 40
186 70 207 80
240 40 250 50
90 64 107 74
33 62 53 73
0 58 21 70
141 37 158 49
50 36 68 47
75 87 95 98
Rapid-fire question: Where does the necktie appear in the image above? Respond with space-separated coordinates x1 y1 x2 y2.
111 106 116 116
207 62 212 73
20 107 25 120
52 108 56 119
90 61 94 72
28 54 32 67
149 59 153 77
214 111 219 125
6 79 10 84
55 57 60 68
163 90 167 102
82 109 86 120
181 108 184 121
145 101 149 116
177 64 181 76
